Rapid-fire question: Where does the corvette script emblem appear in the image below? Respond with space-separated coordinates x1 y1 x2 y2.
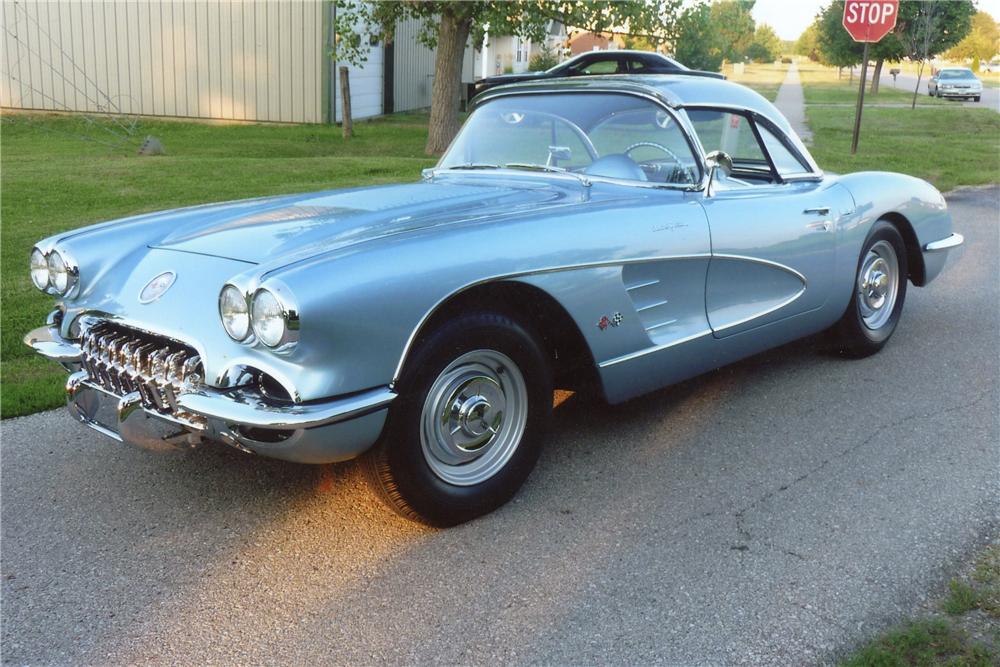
138 271 176 304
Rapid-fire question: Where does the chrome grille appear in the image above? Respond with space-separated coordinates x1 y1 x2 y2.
80 321 204 415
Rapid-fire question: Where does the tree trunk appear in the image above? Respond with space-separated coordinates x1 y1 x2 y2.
870 57 884 94
911 60 925 110
425 12 471 156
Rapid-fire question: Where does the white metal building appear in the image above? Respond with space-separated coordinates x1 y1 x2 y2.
0 1 474 124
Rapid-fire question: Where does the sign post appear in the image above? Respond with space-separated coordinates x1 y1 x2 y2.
842 0 900 154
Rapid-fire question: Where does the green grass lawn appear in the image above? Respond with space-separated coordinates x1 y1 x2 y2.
807 105 1000 192
722 62 787 102
797 61 948 106
1 112 436 418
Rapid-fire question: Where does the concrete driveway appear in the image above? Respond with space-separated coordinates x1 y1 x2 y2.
878 68 1000 112
2 188 998 665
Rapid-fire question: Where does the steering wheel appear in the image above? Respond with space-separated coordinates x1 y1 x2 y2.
624 141 684 181
624 141 683 164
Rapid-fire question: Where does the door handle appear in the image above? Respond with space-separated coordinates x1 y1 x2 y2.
803 207 830 216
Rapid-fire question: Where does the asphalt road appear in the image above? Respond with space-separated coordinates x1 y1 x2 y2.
877 68 1000 112
3 187 998 666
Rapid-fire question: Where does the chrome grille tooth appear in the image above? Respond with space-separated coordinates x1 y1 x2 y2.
181 356 203 385
162 384 180 412
75 321 201 417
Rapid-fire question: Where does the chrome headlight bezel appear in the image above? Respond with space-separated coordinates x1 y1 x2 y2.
30 247 49 291
31 246 79 296
250 285 300 350
219 284 252 342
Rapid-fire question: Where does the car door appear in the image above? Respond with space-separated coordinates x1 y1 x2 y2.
687 108 854 338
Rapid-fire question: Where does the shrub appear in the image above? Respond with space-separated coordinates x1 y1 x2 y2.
529 46 560 72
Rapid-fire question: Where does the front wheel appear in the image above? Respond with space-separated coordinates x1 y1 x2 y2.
829 221 908 358
364 312 552 526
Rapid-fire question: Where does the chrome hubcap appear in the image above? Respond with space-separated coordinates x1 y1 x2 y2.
421 350 528 486
857 240 899 330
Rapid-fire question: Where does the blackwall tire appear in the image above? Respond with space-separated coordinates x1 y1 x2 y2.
364 311 552 526
829 220 909 358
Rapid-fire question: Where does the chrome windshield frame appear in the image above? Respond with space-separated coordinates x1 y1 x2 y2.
437 88 710 192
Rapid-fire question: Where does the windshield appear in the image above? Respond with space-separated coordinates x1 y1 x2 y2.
939 69 976 80
439 93 701 186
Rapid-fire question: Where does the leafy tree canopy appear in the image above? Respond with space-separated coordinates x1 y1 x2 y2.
333 0 684 65
333 0 687 154
748 23 782 63
816 0 976 66
673 2 723 72
709 0 757 63
945 11 1000 62
795 22 820 60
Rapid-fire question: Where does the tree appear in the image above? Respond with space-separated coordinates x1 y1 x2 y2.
709 0 757 63
815 1 974 94
528 45 559 72
795 22 821 61
900 2 973 108
334 0 686 155
622 34 662 52
816 2 863 74
747 23 782 63
673 3 723 72
945 11 1000 63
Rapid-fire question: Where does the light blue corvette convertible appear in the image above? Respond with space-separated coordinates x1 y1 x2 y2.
25 75 962 525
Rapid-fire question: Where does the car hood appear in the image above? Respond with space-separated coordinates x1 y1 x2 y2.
148 178 587 265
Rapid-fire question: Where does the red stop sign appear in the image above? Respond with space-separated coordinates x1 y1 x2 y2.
842 0 900 43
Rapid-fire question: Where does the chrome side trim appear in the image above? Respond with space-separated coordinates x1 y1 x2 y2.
711 253 809 286
599 329 714 368
636 299 670 312
924 233 964 252
390 253 713 384
645 318 679 332
625 278 660 291
176 385 396 430
708 286 807 334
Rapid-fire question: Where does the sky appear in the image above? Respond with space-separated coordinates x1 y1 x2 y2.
751 0 1000 41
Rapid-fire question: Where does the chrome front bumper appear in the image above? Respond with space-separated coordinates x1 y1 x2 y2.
25 324 395 463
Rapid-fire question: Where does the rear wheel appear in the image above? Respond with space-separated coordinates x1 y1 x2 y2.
364 312 552 526
829 221 908 358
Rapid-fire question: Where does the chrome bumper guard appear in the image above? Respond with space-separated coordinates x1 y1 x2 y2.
924 233 964 252
25 324 396 452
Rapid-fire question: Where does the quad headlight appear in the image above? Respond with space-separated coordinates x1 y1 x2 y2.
220 283 299 349
30 248 49 290
219 284 251 341
251 287 298 348
30 246 78 296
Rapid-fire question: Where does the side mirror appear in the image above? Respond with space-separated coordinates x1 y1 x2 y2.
706 150 733 176
705 150 733 196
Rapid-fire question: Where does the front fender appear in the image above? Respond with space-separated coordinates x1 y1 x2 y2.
835 172 954 289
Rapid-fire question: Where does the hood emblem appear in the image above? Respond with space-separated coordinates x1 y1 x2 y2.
139 271 176 304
